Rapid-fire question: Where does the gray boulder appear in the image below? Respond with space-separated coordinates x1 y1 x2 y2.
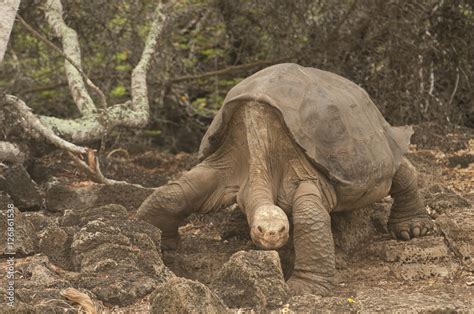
0 207 36 256
68 204 173 306
211 250 289 310
151 277 228 314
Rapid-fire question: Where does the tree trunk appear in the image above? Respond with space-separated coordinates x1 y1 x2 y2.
0 0 20 63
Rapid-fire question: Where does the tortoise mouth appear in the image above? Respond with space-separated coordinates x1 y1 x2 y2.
251 235 289 250
250 228 289 250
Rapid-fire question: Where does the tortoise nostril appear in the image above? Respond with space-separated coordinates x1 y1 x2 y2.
257 226 264 234
278 226 286 233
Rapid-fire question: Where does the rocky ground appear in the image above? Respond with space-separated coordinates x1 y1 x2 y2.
0 122 473 313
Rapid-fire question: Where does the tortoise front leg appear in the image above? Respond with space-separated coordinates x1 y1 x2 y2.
137 164 226 250
388 158 433 240
288 180 334 296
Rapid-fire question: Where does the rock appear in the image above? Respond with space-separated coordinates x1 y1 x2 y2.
71 220 135 271
23 211 53 232
367 236 450 263
0 207 36 256
211 250 289 310
96 184 154 211
423 184 470 216
7 203 173 307
436 209 474 271
1 301 35 313
38 225 73 270
356 288 472 312
67 205 173 306
390 262 457 280
365 236 458 280
78 269 158 307
24 261 69 288
151 277 229 314
0 164 43 210
46 183 154 212
0 191 13 211
61 203 129 227
332 201 390 253
0 254 86 313
164 252 233 285
288 294 361 313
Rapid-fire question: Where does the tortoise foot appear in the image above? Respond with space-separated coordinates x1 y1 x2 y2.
388 212 433 240
287 276 331 296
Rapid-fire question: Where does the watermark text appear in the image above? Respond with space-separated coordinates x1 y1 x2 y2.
5 203 15 306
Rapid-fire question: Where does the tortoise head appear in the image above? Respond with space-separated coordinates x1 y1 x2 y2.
250 205 289 250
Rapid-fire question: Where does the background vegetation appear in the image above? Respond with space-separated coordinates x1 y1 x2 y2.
2 0 473 152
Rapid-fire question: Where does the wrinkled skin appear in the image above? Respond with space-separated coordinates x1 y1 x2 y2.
137 102 433 295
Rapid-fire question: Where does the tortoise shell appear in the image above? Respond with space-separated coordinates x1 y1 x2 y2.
199 63 412 201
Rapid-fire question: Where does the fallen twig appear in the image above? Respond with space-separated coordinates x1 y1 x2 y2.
67 151 147 188
60 288 97 314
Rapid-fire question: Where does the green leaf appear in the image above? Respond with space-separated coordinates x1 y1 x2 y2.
111 85 127 97
115 51 128 61
115 64 131 72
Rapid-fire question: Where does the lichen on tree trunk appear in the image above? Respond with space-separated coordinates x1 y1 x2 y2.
0 0 20 63
33 1 168 143
5 1 169 145
45 0 97 116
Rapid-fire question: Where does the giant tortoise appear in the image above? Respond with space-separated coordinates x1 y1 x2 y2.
137 63 433 295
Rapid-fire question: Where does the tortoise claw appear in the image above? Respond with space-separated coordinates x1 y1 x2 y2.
388 215 433 241
412 227 420 237
400 231 410 241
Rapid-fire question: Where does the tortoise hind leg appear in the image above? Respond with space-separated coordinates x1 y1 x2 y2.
137 163 228 249
388 157 433 240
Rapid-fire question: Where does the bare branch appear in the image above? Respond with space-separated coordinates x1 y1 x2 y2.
0 0 20 63
33 0 108 112
3 94 144 186
23 56 291 96
21 74 129 95
2 3 173 186
67 151 146 188
37 100 149 143
170 57 291 84
19 2 171 143
428 62 435 96
448 68 460 107
130 2 170 116
42 0 104 112
328 0 358 41
4 94 88 154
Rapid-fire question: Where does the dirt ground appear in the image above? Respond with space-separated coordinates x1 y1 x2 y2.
1 122 473 313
